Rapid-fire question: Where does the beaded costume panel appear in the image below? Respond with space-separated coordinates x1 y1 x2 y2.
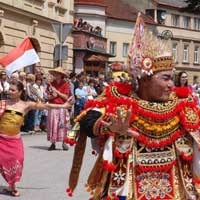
80 83 200 199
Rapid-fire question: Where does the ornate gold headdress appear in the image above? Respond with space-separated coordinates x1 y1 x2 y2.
127 13 174 79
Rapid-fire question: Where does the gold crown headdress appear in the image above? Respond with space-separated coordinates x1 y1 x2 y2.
127 13 174 79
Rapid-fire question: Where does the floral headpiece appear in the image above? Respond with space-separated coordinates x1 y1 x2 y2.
127 13 174 79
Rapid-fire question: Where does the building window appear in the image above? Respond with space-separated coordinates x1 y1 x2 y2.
122 43 129 57
183 44 189 63
183 16 190 28
194 46 199 64
172 43 178 62
194 18 200 30
171 14 179 27
110 41 117 55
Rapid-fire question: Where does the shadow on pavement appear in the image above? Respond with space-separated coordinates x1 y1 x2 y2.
29 145 64 151
17 186 49 190
0 185 49 197
0 186 19 197
29 145 49 150
0 185 49 191
0 185 7 193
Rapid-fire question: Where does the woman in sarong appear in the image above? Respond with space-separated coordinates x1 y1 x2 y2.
0 80 73 197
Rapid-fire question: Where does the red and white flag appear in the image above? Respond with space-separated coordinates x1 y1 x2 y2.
0 37 40 76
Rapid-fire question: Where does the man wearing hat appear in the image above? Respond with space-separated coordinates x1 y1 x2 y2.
47 67 70 151
67 14 200 199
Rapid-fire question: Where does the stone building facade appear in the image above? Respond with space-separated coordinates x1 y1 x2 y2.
74 0 155 75
0 0 74 73
123 0 200 84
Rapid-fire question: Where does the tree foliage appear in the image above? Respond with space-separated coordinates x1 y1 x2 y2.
184 0 200 12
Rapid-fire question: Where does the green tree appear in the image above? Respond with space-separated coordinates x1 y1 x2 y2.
185 0 200 12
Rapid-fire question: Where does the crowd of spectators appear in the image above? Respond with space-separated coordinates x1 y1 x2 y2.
74 18 103 37
2 69 200 135
174 71 200 105
69 72 108 118
0 70 117 134
0 71 49 134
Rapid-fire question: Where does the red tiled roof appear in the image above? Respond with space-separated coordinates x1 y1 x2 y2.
75 0 106 7
105 0 155 24
75 0 155 25
155 0 187 8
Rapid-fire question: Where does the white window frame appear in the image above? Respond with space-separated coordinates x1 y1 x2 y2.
171 14 179 27
194 46 199 64
183 16 190 29
122 43 129 57
172 43 178 62
183 44 189 63
110 41 117 55
194 18 200 30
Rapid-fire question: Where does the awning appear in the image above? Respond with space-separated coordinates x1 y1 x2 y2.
84 54 107 62
74 48 115 57
109 63 125 71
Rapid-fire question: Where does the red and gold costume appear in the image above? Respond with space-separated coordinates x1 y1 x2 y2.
66 14 200 200
67 82 200 200
0 103 25 188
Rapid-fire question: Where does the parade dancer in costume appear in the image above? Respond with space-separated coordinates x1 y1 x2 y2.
67 13 200 200
0 80 73 197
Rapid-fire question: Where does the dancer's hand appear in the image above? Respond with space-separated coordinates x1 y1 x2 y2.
101 107 138 138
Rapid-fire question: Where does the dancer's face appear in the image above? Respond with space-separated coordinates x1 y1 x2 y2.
9 84 22 99
139 70 174 102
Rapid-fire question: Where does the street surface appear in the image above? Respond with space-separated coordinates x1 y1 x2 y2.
0 133 96 200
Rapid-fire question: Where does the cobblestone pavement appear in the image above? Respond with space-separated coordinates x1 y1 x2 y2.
0 133 96 200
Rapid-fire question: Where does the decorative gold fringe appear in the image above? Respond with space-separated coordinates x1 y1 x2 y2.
69 131 87 192
86 152 109 199
87 152 104 189
93 170 109 200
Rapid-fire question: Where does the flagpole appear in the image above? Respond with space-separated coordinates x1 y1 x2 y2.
59 23 63 67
